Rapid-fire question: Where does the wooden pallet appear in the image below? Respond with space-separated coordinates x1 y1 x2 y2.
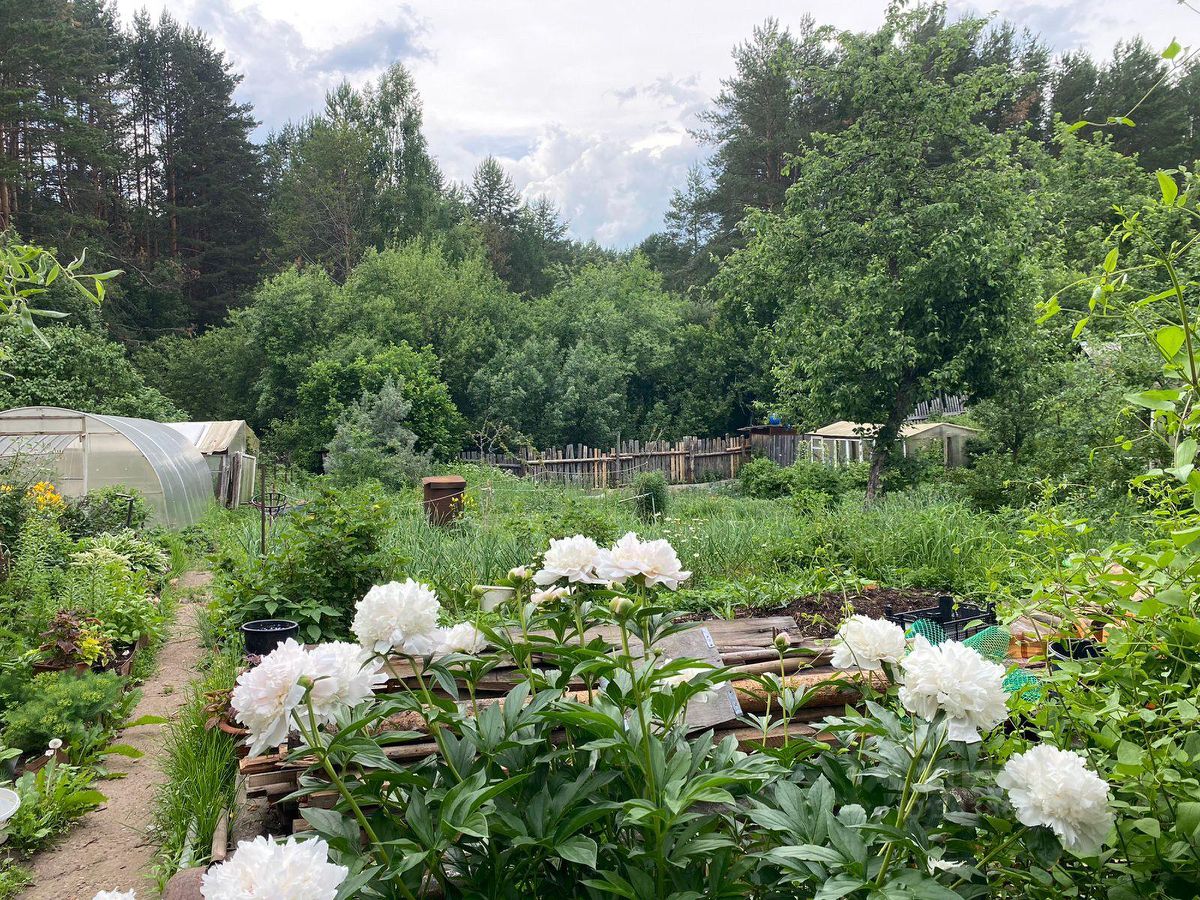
238 611 1038 834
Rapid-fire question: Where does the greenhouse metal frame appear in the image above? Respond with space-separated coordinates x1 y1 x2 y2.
0 406 215 529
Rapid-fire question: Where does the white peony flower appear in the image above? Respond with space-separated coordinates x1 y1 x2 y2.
530 585 573 606
92 892 136 900
595 532 691 590
47 738 62 750
997 744 1114 856
305 642 387 722
656 660 720 704
231 639 310 757
201 836 347 900
351 579 442 655
830 615 907 671
533 535 607 585
437 622 488 654
898 638 1008 743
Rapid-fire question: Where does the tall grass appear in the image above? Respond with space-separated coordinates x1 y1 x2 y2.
207 469 1029 626
152 647 241 887
376 475 1017 601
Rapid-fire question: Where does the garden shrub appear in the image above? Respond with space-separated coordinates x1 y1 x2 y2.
788 459 843 496
6 760 105 851
84 530 171 584
631 471 668 522
737 457 795 498
0 511 74 635
2 670 125 755
212 486 396 643
0 656 31 719
324 378 432 490
63 547 160 646
60 485 150 538
226 531 1135 897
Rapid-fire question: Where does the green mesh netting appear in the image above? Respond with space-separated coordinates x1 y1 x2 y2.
962 625 1012 662
905 619 946 644
1002 668 1043 701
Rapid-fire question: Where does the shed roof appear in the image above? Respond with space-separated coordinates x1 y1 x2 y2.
166 420 252 454
807 420 979 439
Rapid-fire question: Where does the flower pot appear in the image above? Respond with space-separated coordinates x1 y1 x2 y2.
1047 637 1102 662
240 619 299 656
32 660 90 676
21 748 67 774
216 717 251 757
0 786 17 846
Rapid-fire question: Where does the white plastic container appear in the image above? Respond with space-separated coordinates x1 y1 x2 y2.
0 787 21 844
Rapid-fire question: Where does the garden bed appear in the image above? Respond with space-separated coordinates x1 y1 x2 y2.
682 586 954 638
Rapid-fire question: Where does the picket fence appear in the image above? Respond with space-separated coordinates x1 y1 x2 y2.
460 436 750 487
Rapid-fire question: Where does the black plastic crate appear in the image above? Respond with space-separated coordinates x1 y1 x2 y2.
884 594 996 642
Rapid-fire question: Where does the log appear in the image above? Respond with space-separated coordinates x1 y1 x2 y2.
162 867 206 900
211 808 229 862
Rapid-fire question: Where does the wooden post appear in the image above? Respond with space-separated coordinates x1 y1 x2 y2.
259 464 267 557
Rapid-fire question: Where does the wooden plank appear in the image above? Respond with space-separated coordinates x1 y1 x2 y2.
656 627 741 733
526 617 798 654
724 720 837 749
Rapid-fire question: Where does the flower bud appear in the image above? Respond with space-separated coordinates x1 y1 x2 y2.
609 596 634 617
508 566 530 580
774 632 792 653
296 674 315 691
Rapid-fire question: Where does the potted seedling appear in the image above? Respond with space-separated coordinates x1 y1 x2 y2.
34 611 112 675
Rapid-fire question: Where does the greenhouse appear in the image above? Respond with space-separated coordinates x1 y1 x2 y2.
0 406 215 529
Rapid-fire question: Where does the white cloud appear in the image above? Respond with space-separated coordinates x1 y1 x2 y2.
118 0 1193 246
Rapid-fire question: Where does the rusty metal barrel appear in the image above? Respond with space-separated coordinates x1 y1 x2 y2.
422 475 466 525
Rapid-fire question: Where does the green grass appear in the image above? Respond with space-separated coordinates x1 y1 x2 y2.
201 467 1082 629
151 646 242 888
373 469 1022 614
0 860 31 898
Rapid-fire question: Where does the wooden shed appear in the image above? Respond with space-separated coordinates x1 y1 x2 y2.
166 420 259 507
800 420 978 468
738 424 800 466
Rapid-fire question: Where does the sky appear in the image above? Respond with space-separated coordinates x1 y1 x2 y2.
111 1 1196 247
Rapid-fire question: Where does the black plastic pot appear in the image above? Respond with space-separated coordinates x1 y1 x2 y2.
240 619 300 656
1047 637 1102 661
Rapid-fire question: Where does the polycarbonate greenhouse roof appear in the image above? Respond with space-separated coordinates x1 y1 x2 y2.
0 407 215 529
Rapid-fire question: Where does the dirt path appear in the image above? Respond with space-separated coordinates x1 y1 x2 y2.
20 571 211 900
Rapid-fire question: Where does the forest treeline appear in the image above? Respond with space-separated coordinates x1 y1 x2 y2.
0 1 1193 489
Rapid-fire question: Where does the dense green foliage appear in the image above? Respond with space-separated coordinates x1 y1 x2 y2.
631 471 669 522
0 1 1187 504
211 486 397 643
2 669 125 755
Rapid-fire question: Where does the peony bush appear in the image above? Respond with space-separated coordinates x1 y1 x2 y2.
217 531 1124 898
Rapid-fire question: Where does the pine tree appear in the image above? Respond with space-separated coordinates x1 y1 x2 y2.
268 64 442 281
0 0 125 255
468 156 521 280
1051 51 1099 126
507 195 570 295
695 18 836 246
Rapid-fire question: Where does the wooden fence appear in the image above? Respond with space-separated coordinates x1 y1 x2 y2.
460 436 749 487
